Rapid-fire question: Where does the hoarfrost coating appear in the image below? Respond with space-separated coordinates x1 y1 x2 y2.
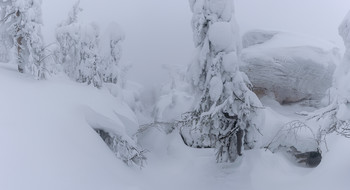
1 0 350 190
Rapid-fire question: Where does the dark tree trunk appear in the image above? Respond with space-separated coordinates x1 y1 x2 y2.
236 129 243 156
16 11 24 73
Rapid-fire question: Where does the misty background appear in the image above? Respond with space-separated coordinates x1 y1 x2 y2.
41 0 350 90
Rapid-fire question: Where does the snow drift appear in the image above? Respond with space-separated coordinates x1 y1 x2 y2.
0 62 142 190
240 30 340 106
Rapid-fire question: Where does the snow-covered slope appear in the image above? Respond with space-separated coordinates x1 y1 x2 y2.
240 30 340 106
0 62 139 190
1 61 350 190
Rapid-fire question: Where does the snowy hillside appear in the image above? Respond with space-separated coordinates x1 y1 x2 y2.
0 62 142 189
1 61 349 190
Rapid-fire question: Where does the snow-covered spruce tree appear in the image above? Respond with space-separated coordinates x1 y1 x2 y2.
76 23 103 88
1 0 45 79
179 0 263 163
56 2 102 88
56 2 125 88
307 11 350 137
100 22 125 85
55 0 81 77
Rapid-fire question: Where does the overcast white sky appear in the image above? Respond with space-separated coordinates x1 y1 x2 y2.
42 0 350 88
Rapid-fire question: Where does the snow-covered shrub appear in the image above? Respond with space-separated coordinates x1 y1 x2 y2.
1 0 46 79
265 120 322 168
180 0 264 163
267 120 318 153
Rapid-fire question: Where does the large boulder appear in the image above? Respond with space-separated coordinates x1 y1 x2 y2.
240 30 340 106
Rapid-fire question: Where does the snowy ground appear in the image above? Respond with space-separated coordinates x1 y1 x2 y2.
0 62 349 190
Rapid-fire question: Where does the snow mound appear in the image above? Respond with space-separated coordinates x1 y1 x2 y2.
240 30 340 106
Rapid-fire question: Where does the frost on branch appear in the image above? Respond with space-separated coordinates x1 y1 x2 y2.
85 107 146 168
95 129 146 168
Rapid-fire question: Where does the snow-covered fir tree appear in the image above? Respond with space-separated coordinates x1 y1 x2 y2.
100 22 125 84
1 0 45 79
56 1 102 87
56 2 126 88
180 0 263 163
55 0 81 77
77 23 103 87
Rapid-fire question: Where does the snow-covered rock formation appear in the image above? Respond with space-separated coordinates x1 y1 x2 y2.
240 30 340 106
